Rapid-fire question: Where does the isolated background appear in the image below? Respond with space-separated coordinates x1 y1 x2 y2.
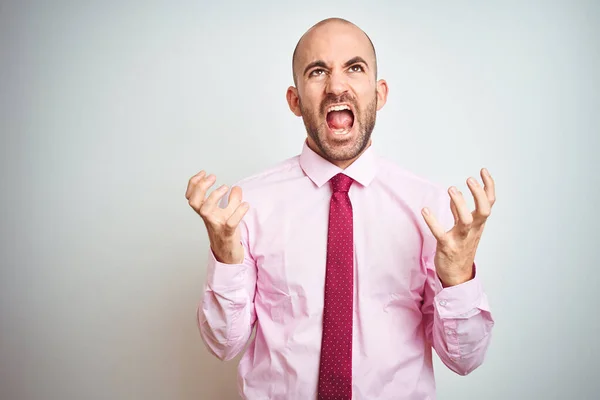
1 1 599 399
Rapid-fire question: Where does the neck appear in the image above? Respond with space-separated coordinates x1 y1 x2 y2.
306 137 371 169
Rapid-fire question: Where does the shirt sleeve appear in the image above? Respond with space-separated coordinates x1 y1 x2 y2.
420 188 495 375
196 191 257 362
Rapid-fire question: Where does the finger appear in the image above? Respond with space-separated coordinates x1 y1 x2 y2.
481 168 496 206
202 184 230 214
224 186 243 214
421 207 448 244
450 197 459 225
185 170 206 199
188 174 217 210
466 177 491 221
449 187 473 234
225 202 250 233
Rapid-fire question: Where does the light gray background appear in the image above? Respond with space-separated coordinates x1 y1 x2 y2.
1 1 599 399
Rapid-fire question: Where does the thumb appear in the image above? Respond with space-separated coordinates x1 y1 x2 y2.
421 207 447 244
224 186 243 213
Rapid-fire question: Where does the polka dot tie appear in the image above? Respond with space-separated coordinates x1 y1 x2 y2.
317 173 354 400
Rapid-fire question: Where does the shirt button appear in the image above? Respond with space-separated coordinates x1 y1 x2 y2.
439 300 448 307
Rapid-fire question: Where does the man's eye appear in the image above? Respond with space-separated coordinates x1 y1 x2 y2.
349 65 364 72
309 69 325 77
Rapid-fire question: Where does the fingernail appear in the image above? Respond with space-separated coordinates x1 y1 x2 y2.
422 208 430 216
450 187 458 194
468 177 477 185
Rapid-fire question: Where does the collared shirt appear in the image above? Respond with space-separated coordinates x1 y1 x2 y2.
198 140 494 400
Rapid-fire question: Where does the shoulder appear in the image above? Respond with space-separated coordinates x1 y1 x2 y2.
374 154 454 230
375 155 447 198
233 154 302 192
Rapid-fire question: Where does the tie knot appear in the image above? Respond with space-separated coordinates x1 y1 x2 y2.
330 173 354 193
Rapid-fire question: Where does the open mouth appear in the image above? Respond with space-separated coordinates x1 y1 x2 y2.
326 104 355 135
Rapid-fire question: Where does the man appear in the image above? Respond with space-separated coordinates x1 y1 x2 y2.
186 17 495 400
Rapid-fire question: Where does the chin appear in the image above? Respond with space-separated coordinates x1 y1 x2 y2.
319 128 366 161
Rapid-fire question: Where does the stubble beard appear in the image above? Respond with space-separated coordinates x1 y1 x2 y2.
300 93 378 162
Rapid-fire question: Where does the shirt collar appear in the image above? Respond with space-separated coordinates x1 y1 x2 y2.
299 138 378 188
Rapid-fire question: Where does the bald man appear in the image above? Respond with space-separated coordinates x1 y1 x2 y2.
187 18 496 400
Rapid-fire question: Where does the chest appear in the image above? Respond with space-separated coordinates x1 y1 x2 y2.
248 189 428 309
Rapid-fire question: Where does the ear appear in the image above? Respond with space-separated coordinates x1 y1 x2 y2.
375 79 389 111
286 86 302 117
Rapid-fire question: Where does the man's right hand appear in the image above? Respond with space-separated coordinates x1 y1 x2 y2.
186 171 250 264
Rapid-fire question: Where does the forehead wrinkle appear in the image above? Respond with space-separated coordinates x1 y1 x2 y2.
292 19 377 84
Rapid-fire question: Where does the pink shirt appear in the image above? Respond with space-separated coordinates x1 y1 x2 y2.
198 140 494 399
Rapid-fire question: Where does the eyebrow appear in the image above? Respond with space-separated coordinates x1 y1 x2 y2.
303 56 370 77
343 56 369 69
303 60 328 76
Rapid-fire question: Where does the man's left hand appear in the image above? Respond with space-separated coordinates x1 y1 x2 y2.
421 168 496 287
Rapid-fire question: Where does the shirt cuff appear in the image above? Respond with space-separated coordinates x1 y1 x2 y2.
434 266 485 319
206 247 250 291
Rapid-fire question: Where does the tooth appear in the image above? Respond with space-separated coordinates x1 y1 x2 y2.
331 128 350 135
328 105 351 113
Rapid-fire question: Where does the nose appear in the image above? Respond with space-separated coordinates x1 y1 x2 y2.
325 70 349 96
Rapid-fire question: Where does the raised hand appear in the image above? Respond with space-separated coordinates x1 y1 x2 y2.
421 168 496 287
186 171 250 264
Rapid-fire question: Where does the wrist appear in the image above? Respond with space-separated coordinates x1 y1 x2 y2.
438 266 474 288
211 241 244 265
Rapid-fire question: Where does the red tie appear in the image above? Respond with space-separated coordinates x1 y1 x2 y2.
318 173 354 400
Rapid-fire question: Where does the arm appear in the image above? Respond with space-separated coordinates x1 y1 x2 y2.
422 260 494 375
198 219 257 361
185 171 255 361
420 168 496 374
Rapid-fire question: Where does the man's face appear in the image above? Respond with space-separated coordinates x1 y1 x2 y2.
287 22 388 165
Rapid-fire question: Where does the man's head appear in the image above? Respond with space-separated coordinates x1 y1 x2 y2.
286 18 388 168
